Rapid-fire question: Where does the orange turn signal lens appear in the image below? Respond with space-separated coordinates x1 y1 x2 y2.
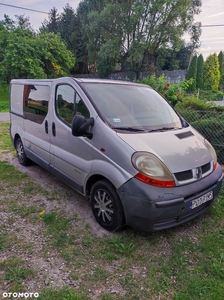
135 173 175 188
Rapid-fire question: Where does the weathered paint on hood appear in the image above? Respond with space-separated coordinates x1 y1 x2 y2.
117 127 212 173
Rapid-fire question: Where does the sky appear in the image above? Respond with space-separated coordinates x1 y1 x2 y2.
0 0 223 60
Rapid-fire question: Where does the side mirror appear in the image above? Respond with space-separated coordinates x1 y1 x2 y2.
71 115 94 139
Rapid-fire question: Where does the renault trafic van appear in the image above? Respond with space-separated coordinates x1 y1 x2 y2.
10 77 223 232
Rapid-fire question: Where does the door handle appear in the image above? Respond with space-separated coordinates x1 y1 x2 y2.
52 122 56 137
45 120 48 134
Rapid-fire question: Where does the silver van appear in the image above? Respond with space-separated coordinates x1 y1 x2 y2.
10 77 223 232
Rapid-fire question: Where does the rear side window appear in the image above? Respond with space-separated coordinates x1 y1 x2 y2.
56 84 90 126
23 85 50 124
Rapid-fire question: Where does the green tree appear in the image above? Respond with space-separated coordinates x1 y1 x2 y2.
37 33 76 77
203 54 221 90
79 0 202 76
0 28 45 82
57 4 77 53
96 40 121 77
156 46 192 71
40 4 88 73
14 14 33 31
40 7 60 34
176 46 193 70
218 51 224 90
57 4 86 73
0 14 15 30
196 54 204 89
218 51 223 74
0 16 75 83
186 55 198 91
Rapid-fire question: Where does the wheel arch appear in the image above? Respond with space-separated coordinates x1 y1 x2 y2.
85 174 114 198
13 133 21 148
85 159 133 197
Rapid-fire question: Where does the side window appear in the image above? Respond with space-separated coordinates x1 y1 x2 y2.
56 84 90 126
56 85 75 125
23 85 49 124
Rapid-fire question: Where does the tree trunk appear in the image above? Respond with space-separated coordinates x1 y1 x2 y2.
142 50 156 75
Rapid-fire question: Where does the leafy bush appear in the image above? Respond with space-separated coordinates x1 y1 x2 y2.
138 74 224 108
175 96 214 110
138 74 194 106
198 89 224 101
137 74 167 94
175 96 224 112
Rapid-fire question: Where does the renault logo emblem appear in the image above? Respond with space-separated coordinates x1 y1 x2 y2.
195 167 202 180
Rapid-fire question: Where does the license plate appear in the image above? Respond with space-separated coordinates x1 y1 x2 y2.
190 191 213 210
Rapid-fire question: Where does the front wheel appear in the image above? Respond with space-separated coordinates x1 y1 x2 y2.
90 180 125 231
15 138 30 166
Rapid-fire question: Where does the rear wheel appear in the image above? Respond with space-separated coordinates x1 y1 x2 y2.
90 180 125 231
15 138 30 166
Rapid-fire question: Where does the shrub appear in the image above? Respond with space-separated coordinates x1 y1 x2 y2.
198 89 224 101
138 75 194 106
137 74 167 94
176 96 224 112
175 96 214 110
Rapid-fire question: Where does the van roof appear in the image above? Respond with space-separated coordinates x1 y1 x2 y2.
73 77 132 84
10 77 148 87
72 77 146 86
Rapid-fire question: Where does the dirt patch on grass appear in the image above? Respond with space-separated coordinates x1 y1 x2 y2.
2 152 110 238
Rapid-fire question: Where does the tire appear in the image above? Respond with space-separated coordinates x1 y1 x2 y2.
15 138 30 166
90 180 125 231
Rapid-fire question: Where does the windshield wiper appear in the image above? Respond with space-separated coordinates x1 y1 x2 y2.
148 127 180 132
113 127 145 132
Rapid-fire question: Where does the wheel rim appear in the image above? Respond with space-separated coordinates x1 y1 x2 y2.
16 141 25 164
93 189 115 224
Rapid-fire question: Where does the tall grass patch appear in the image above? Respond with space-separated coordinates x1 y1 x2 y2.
0 84 9 112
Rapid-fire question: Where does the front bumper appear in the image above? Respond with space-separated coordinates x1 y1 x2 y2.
117 164 223 232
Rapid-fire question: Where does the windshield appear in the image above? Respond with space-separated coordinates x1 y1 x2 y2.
81 83 182 131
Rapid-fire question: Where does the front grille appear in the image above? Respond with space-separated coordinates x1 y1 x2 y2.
174 161 213 185
201 162 211 174
175 170 192 181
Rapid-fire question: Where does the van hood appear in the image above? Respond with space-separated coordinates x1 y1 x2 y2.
117 128 212 173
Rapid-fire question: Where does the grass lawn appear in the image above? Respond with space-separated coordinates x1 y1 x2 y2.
0 122 224 300
0 84 10 112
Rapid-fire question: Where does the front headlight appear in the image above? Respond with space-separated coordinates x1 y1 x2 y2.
132 152 175 187
204 139 217 169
